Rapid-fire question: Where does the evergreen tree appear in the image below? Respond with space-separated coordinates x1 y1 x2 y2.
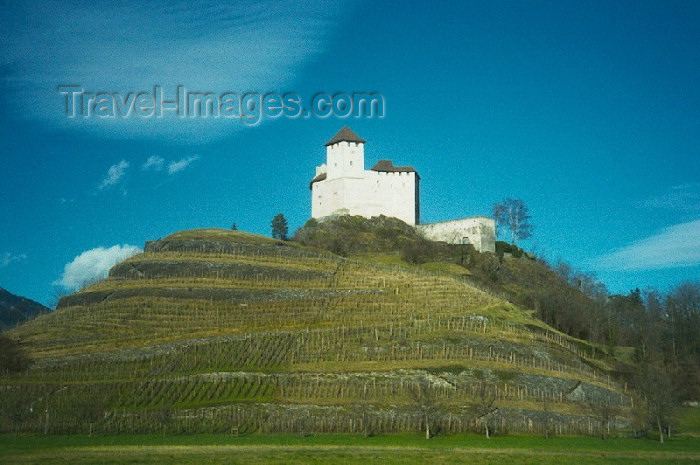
271 213 288 240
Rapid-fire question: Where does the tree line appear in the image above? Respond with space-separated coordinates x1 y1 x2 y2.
547 264 698 441
550 266 699 399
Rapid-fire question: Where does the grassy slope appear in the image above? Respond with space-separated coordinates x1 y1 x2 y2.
1 227 633 435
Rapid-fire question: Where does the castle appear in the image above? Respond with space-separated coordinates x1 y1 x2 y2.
310 127 496 253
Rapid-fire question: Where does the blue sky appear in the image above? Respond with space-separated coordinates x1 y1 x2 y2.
1 0 698 306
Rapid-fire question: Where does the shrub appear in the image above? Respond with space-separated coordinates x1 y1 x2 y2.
0 335 31 375
495 241 524 259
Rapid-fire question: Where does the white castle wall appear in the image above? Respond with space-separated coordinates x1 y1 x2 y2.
363 170 418 224
418 217 496 253
312 141 418 225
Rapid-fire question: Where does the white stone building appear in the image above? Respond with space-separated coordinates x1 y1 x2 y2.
417 217 496 254
310 127 496 253
310 127 420 225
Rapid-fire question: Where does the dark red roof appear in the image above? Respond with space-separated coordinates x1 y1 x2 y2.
324 126 366 146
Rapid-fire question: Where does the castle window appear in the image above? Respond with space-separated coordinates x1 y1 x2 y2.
350 161 353 166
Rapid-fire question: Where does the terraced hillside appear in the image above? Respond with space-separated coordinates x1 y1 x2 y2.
1 229 632 436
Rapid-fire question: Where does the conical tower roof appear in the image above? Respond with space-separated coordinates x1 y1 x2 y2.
324 126 366 146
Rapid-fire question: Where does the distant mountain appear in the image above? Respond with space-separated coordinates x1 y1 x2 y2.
0 287 50 330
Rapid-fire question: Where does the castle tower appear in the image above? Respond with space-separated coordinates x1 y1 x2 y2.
324 126 366 180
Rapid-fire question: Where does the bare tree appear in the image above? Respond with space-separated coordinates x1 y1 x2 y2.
588 401 620 440
407 377 438 439
351 402 375 437
469 381 498 438
49 285 70 310
635 361 677 443
540 395 555 439
493 198 532 245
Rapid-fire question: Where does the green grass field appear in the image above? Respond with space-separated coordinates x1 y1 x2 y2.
2 433 699 464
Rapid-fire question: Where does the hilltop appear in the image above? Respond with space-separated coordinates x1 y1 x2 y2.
1 226 631 436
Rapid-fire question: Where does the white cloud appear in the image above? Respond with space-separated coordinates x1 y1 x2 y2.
54 245 142 291
142 156 164 171
592 219 700 271
638 183 700 212
168 155 200 174
0 1 349 142
1 252 27 267
99 160 129 189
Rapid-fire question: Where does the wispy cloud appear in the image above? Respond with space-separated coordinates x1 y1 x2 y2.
54 244 141 291
99 160 129 189
1 252 27 268
168 155 200 174
142 156 164 171
0 1 348 142
637 183 700 212
592 219 700 271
